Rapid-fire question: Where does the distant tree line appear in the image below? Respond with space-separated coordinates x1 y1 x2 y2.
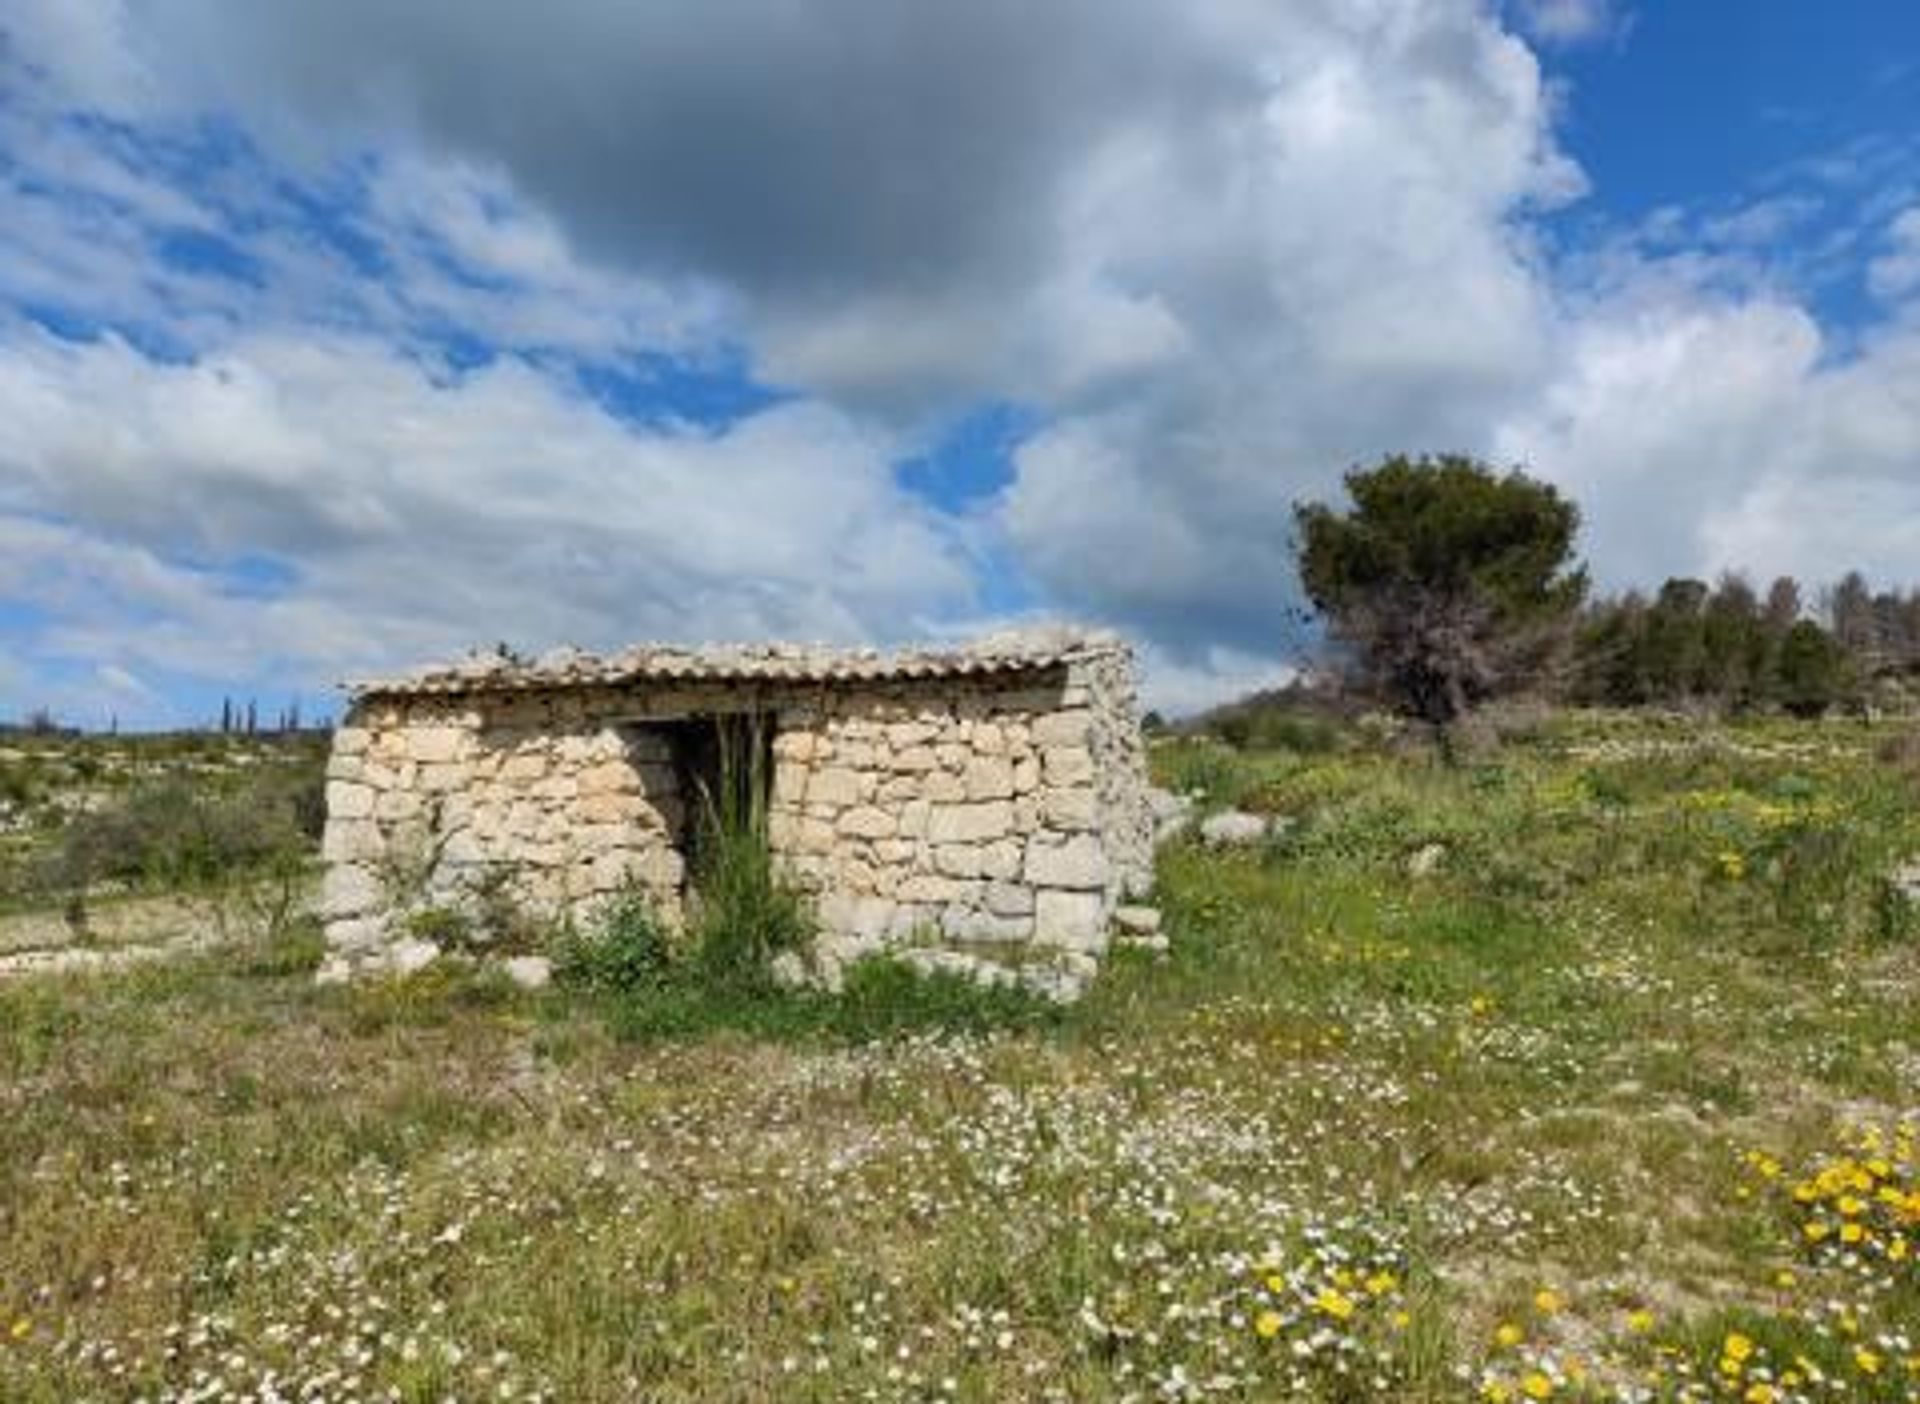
1295 456 1907 726
1566 573 1889 716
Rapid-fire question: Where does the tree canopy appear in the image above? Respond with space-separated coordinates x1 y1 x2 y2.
1294 454 1588 724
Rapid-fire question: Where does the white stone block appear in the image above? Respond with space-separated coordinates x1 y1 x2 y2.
321 863 382 919
963 756 1015 801
1024 834 1109 890
325 780 374 819
1032 710 1091 747
837 806 897 839
1034 889 1107 952
926 800 1012 844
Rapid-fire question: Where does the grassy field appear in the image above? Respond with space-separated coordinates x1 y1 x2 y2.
1 713 1916 1402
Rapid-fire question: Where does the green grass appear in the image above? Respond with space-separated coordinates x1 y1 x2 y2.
2 713 1917 1401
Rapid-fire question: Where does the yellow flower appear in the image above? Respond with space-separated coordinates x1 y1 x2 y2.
1391 1310 1412 1329
1254 1310 1284 1340
1495 1323 1526 1349
1364 1271 1398 1296
7 1318 28 1342
1314 1287 1356 1320
1724 1333 1755 1362
1470 995 1493 1017
1744 1384 1777 1404
1264 1273 1286 1295
1773 1269 1796 1288
1854 1348 1882 1375
1627 1309 1655 1333
1482 1384 1513 1403
1839 1222 1865 1244
1533 1288 1565 1316
1521 1370 1554 1399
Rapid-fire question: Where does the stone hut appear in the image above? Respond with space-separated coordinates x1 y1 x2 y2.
318 628 1155 993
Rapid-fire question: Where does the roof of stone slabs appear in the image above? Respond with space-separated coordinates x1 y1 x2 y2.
346 626 1122 699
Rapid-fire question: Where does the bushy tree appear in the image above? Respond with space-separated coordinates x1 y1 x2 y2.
1295 455 1587 724
1776 620 1853 717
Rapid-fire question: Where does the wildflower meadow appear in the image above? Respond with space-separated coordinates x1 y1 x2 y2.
2 712 1916 1402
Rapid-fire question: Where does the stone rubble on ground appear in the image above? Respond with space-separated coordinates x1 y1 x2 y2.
1199 809 1271 846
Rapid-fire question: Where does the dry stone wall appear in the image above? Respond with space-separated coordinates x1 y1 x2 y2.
318 636 1155 991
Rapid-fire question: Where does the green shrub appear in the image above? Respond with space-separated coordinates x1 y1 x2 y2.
554 886 674 993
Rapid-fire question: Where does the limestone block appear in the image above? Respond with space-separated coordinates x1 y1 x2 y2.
1025 834 1109 890
963 756 1015 801
1012 756 1040 794
577 792 645 824
1035 889 1107 951
500 752 547 783
375 790 424 823
322 863 382 919
773 730 820 762
889 746 938 773
886 721 938 748
897 873 962 904
331 726 373 758
935 743 970 771
942 908 1035 944
898 799 931 839
503 956 552 990
1042 786 1099 830
323 915 385 954
818 893 896 944
985 881 1035 917
773 764 811 805
325 781 374 820
806 767 864 808
770 814 837 856
1032 710 1092 747
927 800 1012 844
934 844 982 879
924 771 965 803
419 762 473 793
1113 904 1162 936
978 840 1022 880
322 818 383 864
1043 746 1095 787
578 760 639 796
875 774 922 803
407 726 468 764
838 806 897 839
840 858 879 894
327 754 366 785
874 838 917 865
835 741 878 769
971 722 1005 756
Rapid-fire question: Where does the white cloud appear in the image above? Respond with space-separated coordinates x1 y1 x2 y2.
1511 0 1625 47
1868 208 1920 304
3 0 1920 723
0 326 976 718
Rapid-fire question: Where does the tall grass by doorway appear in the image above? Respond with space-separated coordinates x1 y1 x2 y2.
686 714 813 987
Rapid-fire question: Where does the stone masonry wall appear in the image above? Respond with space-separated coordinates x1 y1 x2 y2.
318 641 1154 987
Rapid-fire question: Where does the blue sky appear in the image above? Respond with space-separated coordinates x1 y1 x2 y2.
2 0 1919 728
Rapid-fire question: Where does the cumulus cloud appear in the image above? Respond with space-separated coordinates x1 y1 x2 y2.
2 0 1919 721
1510 0 1626 47
0 325 974 718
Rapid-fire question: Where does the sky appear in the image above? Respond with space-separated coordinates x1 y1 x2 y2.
1 0 1918 728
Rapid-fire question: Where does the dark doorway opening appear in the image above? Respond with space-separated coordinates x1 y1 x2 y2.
662 713 774 882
